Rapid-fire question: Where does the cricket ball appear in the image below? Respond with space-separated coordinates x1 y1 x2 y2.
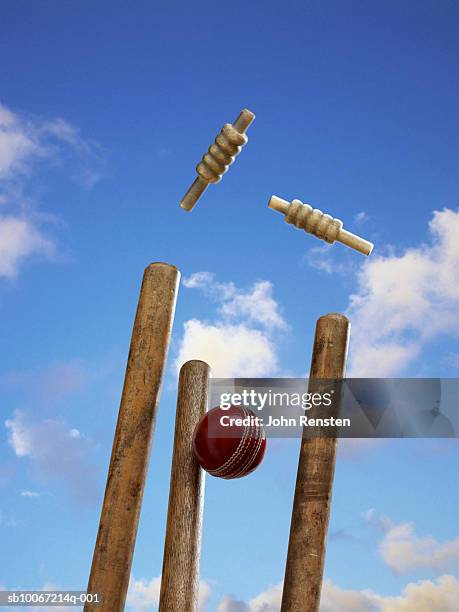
192 405 266 479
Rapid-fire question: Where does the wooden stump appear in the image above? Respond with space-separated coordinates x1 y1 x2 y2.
281 313 350 612
159 360 209 612
84 262 180 612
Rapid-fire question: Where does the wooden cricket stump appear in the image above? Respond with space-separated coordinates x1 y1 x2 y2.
281 313 350 612
158 360 210 612
269 195 373 256
84 262 180 612
180 108 255 212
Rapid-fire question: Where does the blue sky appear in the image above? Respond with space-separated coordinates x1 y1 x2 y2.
1 1 459 610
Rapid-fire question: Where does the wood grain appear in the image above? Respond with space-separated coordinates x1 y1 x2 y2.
84 262 180 612
281 313 350 612
158 359 210 612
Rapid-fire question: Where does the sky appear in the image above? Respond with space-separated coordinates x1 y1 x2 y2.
0 0 459 610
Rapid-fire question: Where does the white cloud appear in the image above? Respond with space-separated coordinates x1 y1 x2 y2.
0 101 103 278
6 412 33 456
219 281 287 331
320 580 377 612
183 272 286 330
0 103 102 184
199 581 212 610
347 208 459 375
217 583 282 612
377 575 459 611
322 575 459 611
304 244 347 275
177 273 286 376
363 510 459 574
40 117 104 187
381 523 459 575
362 508 394 531
175 319 279 377
20 490 40 498
183 271 236 300
0 117 40 179
126 576 162 610
126 575 211 610
218 597 249 612
247 582 283 610
0 215 54 278
5 410 98 504
218 576 459 612
354 211 370 224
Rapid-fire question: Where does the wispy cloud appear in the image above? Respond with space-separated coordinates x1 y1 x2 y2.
0 215 55 278
183 272 287 330
322 575 459 612
363 509 459 574
5 410 99 505
0 101 104 278
176 273 287 377
218 582 283 612
0 104 43 179
217 575 459 611
354 211 369 224
0 104 103 186
40 116 105 187
20 490 40 498
304 208 459 376
347 208 459 375
303 243 354 276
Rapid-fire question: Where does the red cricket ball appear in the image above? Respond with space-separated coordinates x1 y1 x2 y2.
192 405 267 479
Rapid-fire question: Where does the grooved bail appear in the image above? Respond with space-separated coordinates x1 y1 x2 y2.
180 109 255 212
197 124 247 184
269 195 374 256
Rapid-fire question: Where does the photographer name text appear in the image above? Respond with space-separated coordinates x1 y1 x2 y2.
219 414 350 428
